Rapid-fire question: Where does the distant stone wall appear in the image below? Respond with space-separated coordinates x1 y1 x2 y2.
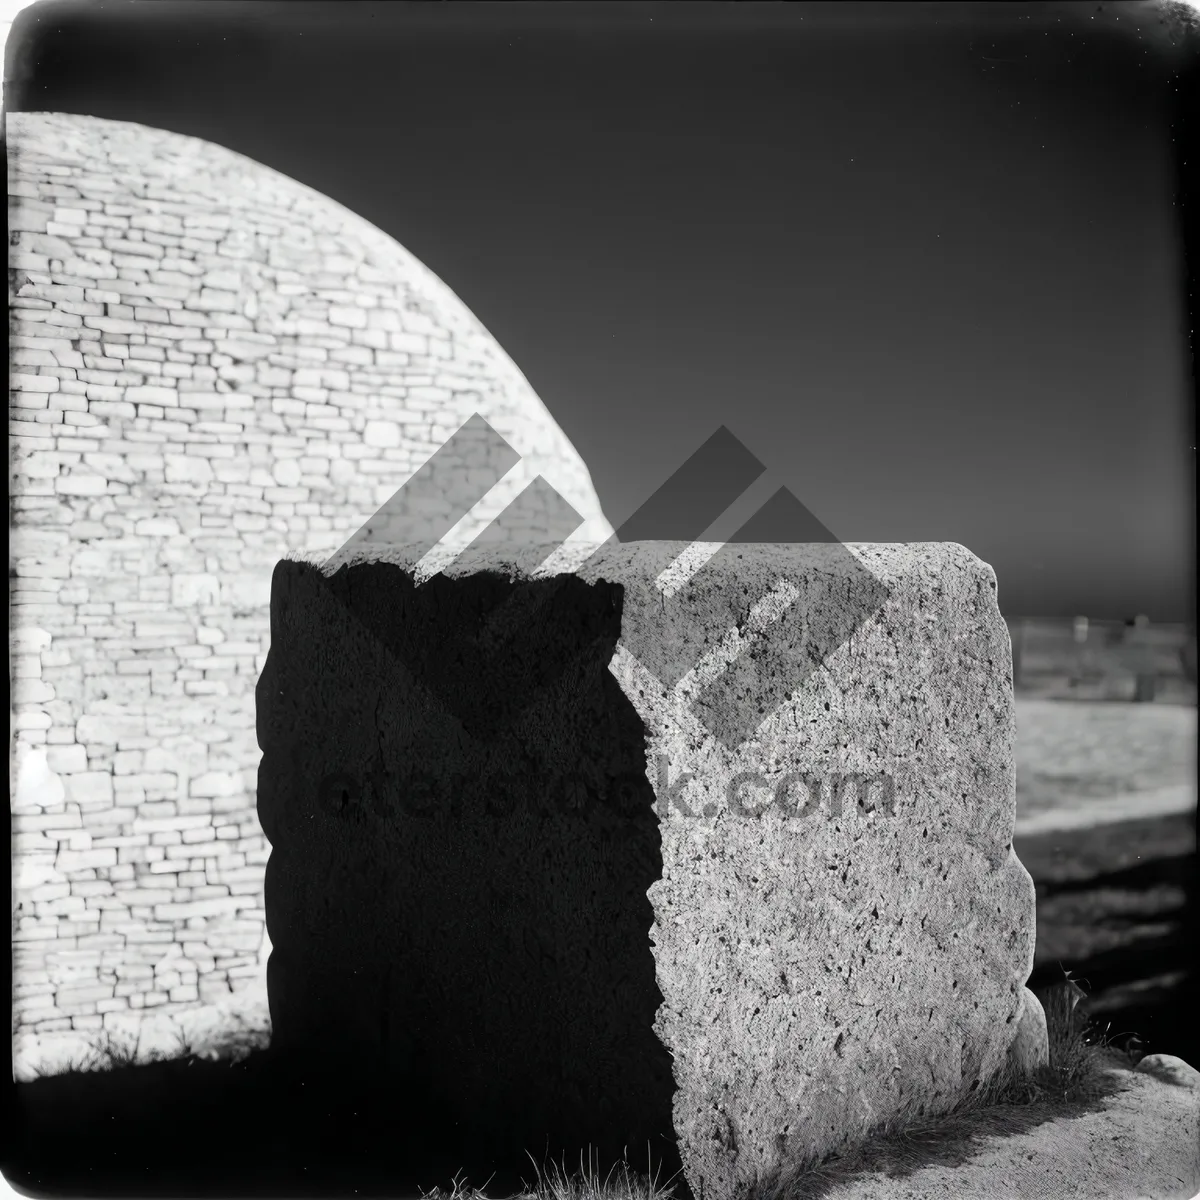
8 111 613 1068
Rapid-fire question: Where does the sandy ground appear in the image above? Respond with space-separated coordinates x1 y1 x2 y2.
1014 698 1196 830
822 1060 1200 1200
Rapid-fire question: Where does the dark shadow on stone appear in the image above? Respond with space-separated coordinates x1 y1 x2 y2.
317 559 625 741
255 559 684 1191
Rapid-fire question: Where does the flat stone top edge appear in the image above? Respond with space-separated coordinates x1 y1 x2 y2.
285 540 995 587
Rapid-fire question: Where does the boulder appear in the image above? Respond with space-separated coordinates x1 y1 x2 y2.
257 540 1036 1198
1006 987 1049 1078
1136 1053 1200 1090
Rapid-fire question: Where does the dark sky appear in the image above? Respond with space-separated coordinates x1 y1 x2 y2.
7 0 1198 620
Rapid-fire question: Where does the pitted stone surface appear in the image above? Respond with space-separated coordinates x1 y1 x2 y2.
266 540 1035 1197
7 110 612 1067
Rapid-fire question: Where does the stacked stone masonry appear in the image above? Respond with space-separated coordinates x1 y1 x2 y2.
7 111 613 1066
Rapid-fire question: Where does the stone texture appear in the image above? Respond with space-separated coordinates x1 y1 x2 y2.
260 540 1035 1197
7 110 613 1069
1005 987 1049 1077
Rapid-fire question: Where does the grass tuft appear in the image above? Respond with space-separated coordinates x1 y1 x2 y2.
416 1143 680 1200
520 1144 681 1200
419 1168 500 1200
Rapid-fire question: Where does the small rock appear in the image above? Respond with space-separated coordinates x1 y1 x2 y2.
1007 986 1049 1077
1135 1053 1200 1089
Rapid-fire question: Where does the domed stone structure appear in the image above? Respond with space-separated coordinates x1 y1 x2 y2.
8 111 613 1074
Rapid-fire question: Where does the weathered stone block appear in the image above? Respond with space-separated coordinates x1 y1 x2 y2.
190 771 242 798
62 772 114 808
171 573 221 607
54 474 108 497
127 384 179 405
363 418 401 448
328 304 367 329
55 848 117 873
13 372 59 392
259 541 1035 1195
76 711 149 745
45 745 88 774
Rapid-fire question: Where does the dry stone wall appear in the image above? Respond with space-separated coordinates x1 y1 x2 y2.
7 111 613 1074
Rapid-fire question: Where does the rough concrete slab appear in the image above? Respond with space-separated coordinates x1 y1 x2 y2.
258 541 1035 1198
